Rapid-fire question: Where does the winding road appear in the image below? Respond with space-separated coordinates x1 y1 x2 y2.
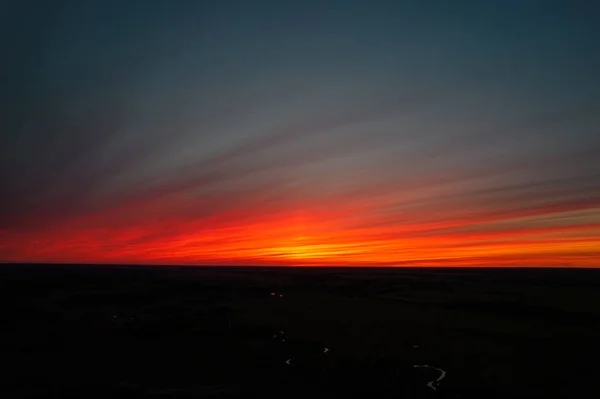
413 364 447 391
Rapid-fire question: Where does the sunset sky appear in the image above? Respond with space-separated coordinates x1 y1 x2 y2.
2 0 599 267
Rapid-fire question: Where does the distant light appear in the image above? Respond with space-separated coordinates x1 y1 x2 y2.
279 294 283 298
324 348 330 353
270 292 275 296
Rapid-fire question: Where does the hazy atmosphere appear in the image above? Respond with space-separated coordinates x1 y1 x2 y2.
2 0 599 266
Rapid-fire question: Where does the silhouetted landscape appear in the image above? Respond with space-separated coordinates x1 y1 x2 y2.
2 264 599 398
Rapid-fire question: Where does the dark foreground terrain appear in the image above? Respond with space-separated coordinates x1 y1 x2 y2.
1 264 599 398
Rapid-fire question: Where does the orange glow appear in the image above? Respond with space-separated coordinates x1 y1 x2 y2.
2 197 599 267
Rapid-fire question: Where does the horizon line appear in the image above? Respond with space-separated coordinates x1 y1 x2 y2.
1 261 598 270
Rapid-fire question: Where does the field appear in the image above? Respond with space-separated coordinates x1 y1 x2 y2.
1 264 599 398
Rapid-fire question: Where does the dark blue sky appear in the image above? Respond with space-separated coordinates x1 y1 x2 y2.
2 1 599 265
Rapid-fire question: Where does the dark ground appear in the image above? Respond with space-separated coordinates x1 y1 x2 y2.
1 264 599 398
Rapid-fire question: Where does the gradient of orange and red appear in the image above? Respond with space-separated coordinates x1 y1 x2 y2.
2 1 600 267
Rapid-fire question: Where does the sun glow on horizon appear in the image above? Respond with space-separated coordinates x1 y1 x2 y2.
3 203 599 267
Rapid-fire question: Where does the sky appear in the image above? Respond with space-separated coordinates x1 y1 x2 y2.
1 0 599 267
